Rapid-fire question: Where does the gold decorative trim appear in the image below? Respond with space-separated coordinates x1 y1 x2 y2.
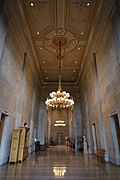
52 36 69 48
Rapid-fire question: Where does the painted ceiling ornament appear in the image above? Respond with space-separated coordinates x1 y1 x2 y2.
43 38 51 45
55 28 66 36
34 0 48 11
73 0 94 11
52 36 69 49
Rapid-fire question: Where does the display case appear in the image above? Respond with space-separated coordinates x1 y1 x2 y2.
9 127 30 163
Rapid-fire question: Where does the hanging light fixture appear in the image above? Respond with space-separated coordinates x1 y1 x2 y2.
45 41 74 109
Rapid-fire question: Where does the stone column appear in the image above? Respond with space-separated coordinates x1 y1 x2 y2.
84 90 92 154
28 89 36 153
15 53 27 128
93 53 108 161
37 100 46 145
46 108 52 145
68 108 73 138
73 93 82 150
47 108 52 145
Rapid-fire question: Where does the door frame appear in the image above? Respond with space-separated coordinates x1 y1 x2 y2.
92 123 98 153
110 112 120 165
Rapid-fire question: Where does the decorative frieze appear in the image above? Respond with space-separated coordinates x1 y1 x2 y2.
33 0 48 11
73 0 94 11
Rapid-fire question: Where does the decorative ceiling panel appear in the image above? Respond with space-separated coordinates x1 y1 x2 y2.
22 0 97 84
36 46 57 67
27 0 55 38
68 0 94 39
42 69 58 81
42 69 79 82
64 46 85 66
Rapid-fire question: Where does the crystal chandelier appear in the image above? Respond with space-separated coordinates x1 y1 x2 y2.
45 41 74 109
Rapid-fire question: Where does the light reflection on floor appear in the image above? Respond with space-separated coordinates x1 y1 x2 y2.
0 146 120 179
53 166 66 178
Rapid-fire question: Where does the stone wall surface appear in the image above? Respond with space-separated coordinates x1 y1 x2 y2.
79 0 120 165
0 0 41 164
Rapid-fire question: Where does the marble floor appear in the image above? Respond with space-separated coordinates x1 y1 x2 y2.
0 146 120 180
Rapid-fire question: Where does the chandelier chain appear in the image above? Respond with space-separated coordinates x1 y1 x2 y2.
45 40 74 109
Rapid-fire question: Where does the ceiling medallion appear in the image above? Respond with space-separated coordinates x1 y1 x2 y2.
52 36 69 49
42 28 78 53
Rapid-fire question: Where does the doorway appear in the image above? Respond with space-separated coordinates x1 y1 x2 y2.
111 113 120 151
0 113 11 165
92 123 98 153
57 133 64 145
113 114 120 152
110 113 120 165
0 114 5 146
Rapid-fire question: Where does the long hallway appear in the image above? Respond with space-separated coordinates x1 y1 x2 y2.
0 146 120 180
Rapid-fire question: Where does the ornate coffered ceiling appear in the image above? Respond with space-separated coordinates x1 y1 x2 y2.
22 0 97 85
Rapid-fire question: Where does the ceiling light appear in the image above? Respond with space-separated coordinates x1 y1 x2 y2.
43 38 51 45
56 120 64 123
75 61 77 64
40 47 42 50
78 47 81 50
54 124 66 127
43 61 45 64
30 2 34 6
37 32 40 35
46 77 48 79
81 32 84 35
45 41 74 109
73 70 75 72
54 120 66 127
87 2 90 6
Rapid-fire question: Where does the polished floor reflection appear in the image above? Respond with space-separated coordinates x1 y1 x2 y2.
0 146 120 179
